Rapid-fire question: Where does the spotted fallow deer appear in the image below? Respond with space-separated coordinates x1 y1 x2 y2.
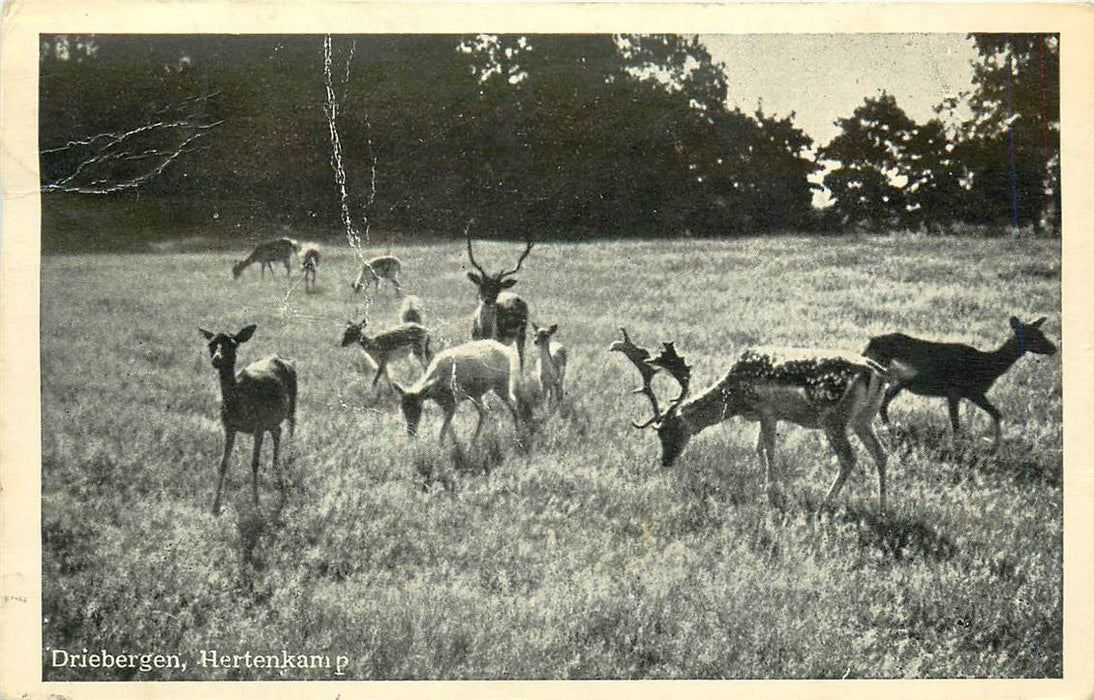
232 237 300 279
863 316 1057 452
532 322 568 409
341 318 432 391
611 328 891 511
198 324 297 515
352 255 402 295
465 233 533 372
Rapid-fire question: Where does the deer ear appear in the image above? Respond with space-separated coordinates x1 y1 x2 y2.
531 321 540 332
500 278 518 289
199 328 214 340
467 271 482 286
235 324 257 343
1009 316 1022 331
549 324 558 335
1033 316 1047 328
392 382 407 396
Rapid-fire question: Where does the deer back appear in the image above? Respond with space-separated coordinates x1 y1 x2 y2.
224 356 296 432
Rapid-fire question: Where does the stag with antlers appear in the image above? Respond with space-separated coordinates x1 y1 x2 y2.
465 231 534 371
611 328 891 511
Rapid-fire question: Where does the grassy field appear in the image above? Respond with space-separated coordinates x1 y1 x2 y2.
40 234 1062 680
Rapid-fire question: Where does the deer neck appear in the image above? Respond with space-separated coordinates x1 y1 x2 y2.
216 363 240 404
677 378 743 437
987 335 1025 378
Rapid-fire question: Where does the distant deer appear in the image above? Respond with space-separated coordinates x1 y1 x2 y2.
399 295 424 325
232 237 300 279
612 328 890 511
532 322 568 409
301 245 320 291
198 325 297 515
863 316 1057 452
393 339 521 445
341 318 432 391
466 233 533 372
352 255 402 295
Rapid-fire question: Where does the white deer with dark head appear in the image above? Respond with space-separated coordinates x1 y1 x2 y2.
612 328 891 511
466 232 533 372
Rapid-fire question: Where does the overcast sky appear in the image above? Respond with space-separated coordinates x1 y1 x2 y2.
702 33 980 146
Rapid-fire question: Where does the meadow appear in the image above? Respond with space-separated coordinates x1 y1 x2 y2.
40 234 1062 679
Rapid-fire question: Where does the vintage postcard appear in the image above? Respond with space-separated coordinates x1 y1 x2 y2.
2 1 1092 698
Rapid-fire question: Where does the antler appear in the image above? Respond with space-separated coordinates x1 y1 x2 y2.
500 240 535 278
648 342 691 408
464 220 487 276
609 327 662 429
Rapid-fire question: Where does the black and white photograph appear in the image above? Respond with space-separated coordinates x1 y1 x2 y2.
1 1 1092 696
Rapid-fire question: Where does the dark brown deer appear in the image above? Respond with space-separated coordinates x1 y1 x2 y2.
612 328 890 511
198 325 297 515
466 233 533 372
232 237 299 279
863 316 1057 452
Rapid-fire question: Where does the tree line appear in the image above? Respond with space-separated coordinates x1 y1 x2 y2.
38 33 1059 252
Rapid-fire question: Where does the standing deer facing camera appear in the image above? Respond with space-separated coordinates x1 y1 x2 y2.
232 237 300 279
532 322 568 409
611 328 890 511
301 245 320 291
863 316 1057 452
199 324 297 515
466 234 533 372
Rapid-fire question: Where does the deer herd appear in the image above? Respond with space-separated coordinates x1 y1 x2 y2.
204 235 1057 517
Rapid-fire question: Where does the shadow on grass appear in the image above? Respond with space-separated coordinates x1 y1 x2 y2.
883 422 1061 488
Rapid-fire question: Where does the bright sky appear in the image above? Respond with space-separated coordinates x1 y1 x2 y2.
702 34 980 146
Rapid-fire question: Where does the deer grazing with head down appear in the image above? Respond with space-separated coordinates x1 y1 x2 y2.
392 339 521 445
532 322 568 409
341 317 432 392
198 324 297 515
466 234 533 372
301 245 320 291
612 328 890 511
863 316 1057 452
232 237 300 279
352 255 402 295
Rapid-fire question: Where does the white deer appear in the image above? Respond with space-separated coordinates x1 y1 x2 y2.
341 318 432 391
198 324 297 515
392 339 521 445
532 322 568 409
232 237 300 279
352 255 402 295
611 328 890 511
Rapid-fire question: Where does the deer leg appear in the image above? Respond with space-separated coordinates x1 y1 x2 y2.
758 419 778 498
854 422 888 513
270 426 284 493
283 259 291 277
967 393 1003 452
879 383 903 425
822 426 857 508
370 359 388 390
947 395 962 436
250 431 264 506
438 398 457 444
470 400 488 443
212 429 236 515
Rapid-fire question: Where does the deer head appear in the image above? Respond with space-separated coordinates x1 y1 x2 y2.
610 328 692 466
341 318 367 347
200 324 256 371
465 228 534 307
1009 316 1057 356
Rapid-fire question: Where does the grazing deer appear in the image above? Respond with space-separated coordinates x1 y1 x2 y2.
466 234 533 372
352 255 402 295
232 237 300 279
532 322 568 409
341 318 432 391
399 295 424 325
198 325 297 515
393 339 521 445
863 316 1057 452
612 328 890 511
301 245 320 291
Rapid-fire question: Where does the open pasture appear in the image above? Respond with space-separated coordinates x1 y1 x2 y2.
40 234 1062 679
